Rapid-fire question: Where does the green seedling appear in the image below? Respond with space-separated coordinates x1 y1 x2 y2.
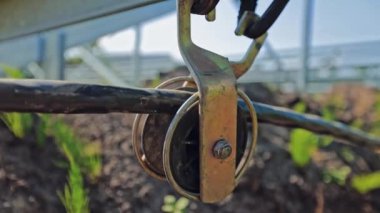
58 145 90 213
43 116 102 181
352 171 380 194
323 166 351 186
0 113 33 138
161 195 189 213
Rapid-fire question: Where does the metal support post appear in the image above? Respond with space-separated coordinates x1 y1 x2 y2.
40 32 66 80
133 25 142 86
299 0 314 91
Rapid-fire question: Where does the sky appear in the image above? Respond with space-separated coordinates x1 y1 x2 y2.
98 0 380 61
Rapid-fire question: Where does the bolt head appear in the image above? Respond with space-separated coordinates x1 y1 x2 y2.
213 140 232 160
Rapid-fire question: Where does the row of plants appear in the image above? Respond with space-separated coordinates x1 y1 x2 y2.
0 64 101 213
288 85 380 194
1 112 101 213
0 64 192 213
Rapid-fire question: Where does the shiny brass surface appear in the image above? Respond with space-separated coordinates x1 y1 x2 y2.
178 0 237 202
132 76 194 180
163 89 258 201
174 0 270 202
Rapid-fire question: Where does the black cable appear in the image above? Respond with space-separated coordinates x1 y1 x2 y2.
238 0 289 39
245 0 289 39
238 0 258 22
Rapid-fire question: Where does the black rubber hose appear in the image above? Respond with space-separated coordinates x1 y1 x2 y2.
241 0 289 39
191 0 220 15
238 0 258 21
0 79 379 150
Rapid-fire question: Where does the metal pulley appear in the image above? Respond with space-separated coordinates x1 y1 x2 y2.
132 0 267 203
132 77 258 198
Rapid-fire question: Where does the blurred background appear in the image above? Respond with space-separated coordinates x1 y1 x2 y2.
1 0 380 212
1 0 380 92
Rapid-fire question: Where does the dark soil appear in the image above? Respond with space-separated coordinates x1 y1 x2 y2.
0 122 66 213
1 82 380 213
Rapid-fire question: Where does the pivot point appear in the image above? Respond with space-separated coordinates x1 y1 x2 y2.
213 140 232 160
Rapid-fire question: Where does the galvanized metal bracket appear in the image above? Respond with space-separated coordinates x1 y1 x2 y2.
159 0 267 203
177 0 238 203
232 11 268 78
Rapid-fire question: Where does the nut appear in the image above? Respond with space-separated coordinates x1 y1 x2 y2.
213 140 232 160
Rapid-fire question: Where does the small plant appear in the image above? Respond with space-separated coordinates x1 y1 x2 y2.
289 103 338 167
58 145 90 213
0 65 34 139
149 76 162 88
0 64 25 79
35 114 49 146
161 195 189 213
45 117 100 213
44 116 99 213
323 166 351 186
339 147 355 163
43 116 102 181
289 128 319 167
0 65 98 213
0 113 33 138
318 106 336 147
289 101 318 167
293 101 306 113
351 171 380 194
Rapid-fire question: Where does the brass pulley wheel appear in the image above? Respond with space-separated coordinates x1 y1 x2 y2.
162 99 249 194
132 76 194 180
162 89 258 200
133 0 264 201
132 77 258 200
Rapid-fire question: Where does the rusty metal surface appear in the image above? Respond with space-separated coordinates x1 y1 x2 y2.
178 0 237 202
0 79 379 149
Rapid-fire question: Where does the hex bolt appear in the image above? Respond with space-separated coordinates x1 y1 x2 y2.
213 140 232 160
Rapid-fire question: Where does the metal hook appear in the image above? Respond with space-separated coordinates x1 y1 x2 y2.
177 0 238 203
173 0 268 203
232 11 268 78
